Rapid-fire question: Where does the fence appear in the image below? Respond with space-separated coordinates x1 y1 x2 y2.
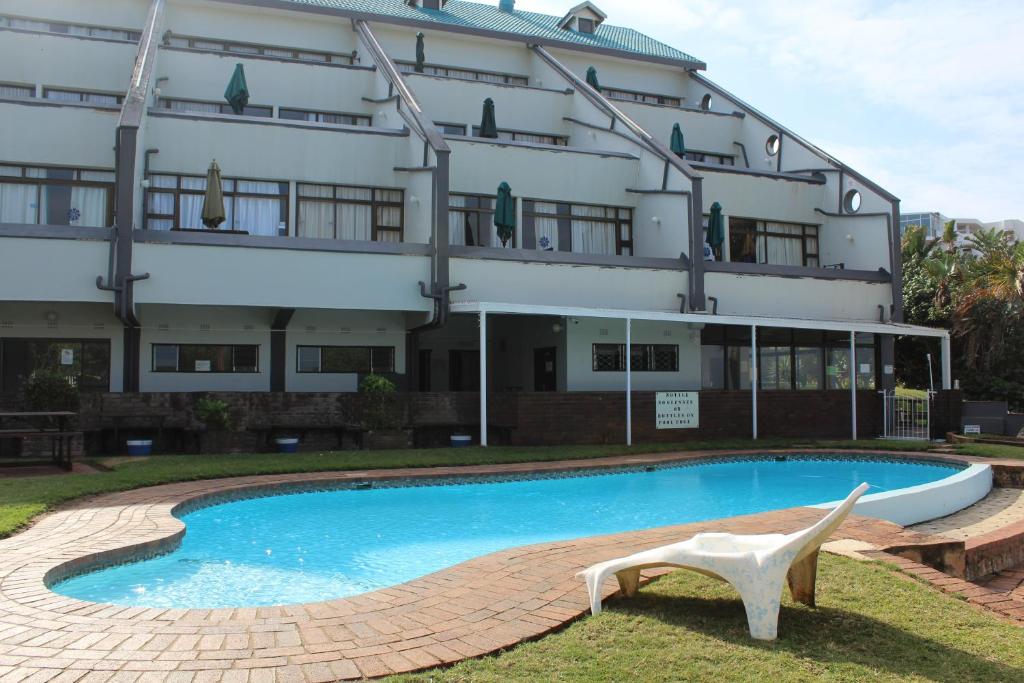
881 390 931 440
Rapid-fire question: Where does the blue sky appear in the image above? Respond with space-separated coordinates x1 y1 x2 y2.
522 0 1024 221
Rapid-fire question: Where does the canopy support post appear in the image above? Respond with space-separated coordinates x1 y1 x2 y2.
941 334 952 390
480 310 487 447
626 317 632 446
850 331 858 440
751 324 758 440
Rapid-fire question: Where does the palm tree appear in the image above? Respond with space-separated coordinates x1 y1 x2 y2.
923 251 960 311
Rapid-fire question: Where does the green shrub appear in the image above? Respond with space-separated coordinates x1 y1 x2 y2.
359 374 399 430
195 397 232 431
24 369 78 412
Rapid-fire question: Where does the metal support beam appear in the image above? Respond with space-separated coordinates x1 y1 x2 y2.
625 317 632 446
850 331 858 440
751 324 758 440
941 334 952 390
479 311 487 447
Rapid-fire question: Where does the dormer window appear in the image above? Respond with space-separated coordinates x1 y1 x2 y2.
406 0 446 9
558 2 607 33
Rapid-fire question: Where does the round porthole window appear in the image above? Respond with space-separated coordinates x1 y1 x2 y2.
700 93 712 111
843 189 862 214
766 134 780 156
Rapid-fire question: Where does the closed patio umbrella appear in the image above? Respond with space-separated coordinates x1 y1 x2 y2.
670 123 686 157
201 160 226 229
586 66 600 91
708 201 725 259
479 98 498 138
224 63 249 115
414 32 425 73
494 182 515 247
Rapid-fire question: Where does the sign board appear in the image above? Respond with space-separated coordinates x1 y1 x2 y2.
963 425 982 435
60 348 74 366
859 363 871 374
656 391 699 429
195 360 212 372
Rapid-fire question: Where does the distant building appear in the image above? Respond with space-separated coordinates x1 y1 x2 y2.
899 212 949 239
900 212 1022 246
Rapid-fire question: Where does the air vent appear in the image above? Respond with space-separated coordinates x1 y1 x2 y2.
158 323 170 331
243 324 254 331
599 328 609 336
0 321 13 329
376 327 387 333
46 320 58 329
663 329 672 337
93 322 105 331
339 327 351 334
305 326 316 333
199 323 211 331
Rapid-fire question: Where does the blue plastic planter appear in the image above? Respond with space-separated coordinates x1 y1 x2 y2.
450 435 472 448
126 439 152 456
276 437 299 454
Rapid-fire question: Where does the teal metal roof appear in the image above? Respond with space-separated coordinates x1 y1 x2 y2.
272 0 705 68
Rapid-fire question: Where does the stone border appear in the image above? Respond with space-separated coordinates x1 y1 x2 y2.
0 449 1021 681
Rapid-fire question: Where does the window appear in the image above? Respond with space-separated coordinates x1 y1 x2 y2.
0 15 141 41
152 344 259 373
449 194 508 247
157 98 272 118
523 200 633 256
43 87 122 106
296 183 403 242
396 61 529 86
683 151 735 166
296 346 395 374
0 339 110 393
163 33 356 65
435 122 467 136
146 174 288 235
603 88 682 107
577 18 595 34
472 127 568 146
728 217 819 267
0 164 114 227
278 108 371 126
701 326 877 391
592 344 678 372
0 82 34 98
766 134 780 156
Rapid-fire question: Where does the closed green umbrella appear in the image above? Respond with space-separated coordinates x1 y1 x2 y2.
201 160 226 229
585 66 600 91
670 123 686 156
479 98 498 138
414 32 425 73
708 201 725 257
224 63 249 115
494 182 515 247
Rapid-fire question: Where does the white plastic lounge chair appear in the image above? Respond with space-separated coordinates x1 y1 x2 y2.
578 482 870 640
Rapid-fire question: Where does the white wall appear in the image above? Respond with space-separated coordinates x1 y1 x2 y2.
0 301 124 392
4 0 148 29
286 309 407 392
552 49 689 102
618 101 741 158
0 238 114 304
138 304 270 392
373 25 533 78
705 273 891 321
701 171 825 225
0 31 138 94
566 317 701 391
133 243 433 312
0 103 118 169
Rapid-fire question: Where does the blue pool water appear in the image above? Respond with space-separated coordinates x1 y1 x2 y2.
53 457 958 608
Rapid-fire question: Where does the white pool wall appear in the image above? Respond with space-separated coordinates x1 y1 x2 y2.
810 463 993 526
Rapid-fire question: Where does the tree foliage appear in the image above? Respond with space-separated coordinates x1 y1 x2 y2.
897 224 1024 409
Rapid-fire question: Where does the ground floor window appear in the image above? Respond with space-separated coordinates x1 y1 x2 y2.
701 326 876 390
152 344 258 373
523 201 633 256
0 164 114 227
728 218 819 267
296 346 395 374
0 338 110 393
296 183 403 242
146 174 288 235
592 344 679 372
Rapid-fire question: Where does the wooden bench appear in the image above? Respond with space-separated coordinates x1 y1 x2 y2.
0 411 79 470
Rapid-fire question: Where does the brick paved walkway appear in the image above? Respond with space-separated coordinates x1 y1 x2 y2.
911 488 1024 540
0 450 1018 681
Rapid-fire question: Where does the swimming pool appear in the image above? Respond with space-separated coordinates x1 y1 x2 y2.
53 456 962 608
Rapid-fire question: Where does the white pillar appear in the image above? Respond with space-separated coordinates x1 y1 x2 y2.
850 331 858 440
751 325 758 440
479 311 487 447
941 334 952 390
625 317 632 446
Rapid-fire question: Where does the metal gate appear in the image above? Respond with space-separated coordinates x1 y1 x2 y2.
880 391 931 440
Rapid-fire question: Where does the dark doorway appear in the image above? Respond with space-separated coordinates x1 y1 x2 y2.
534 347 557 391
449 350 480 391
0 338 111 394
417 349 432 391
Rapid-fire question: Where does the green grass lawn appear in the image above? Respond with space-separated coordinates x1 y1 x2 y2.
1 437 1020 539
388 554 1024 683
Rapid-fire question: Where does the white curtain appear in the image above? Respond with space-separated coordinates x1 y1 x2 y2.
571 205 616 255
449 195 467 245
298 200 335 239
234 181 281 236
69 187 108 227
0 84 32 98
533 202 559 251
0 182 37 224
146 176 175 230
337 203 372 241
44 89 80 103
169 100 220 114
758 222 804 266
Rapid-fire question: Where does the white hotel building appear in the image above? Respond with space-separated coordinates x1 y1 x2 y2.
0 0 953 443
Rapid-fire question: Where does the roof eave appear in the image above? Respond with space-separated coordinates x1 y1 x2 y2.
208 0 706 71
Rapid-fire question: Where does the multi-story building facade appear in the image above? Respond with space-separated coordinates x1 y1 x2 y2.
0 0 952 443
901 211 1023 247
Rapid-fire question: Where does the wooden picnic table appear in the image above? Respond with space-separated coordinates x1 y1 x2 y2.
0 411 79 470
